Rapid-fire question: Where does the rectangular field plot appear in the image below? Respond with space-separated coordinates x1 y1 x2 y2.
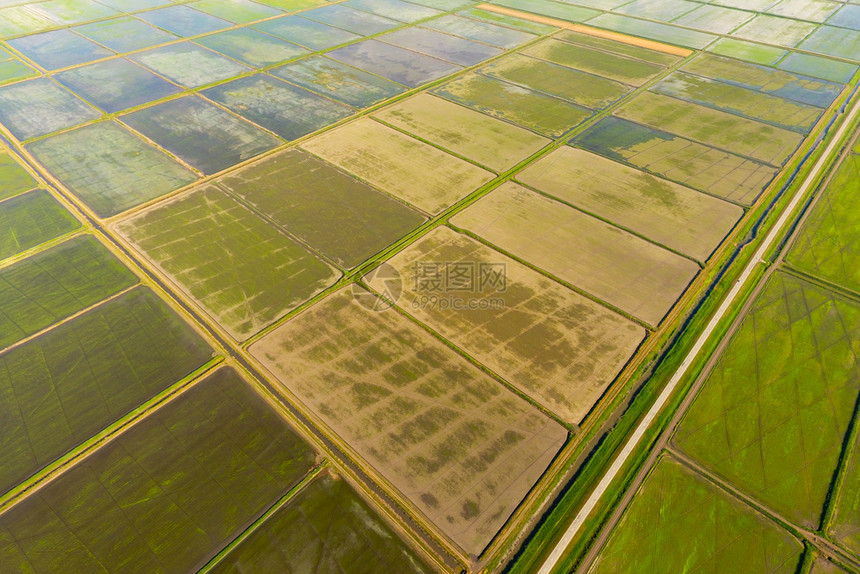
433 73 592 138
219 149 425 268
344 0 443 22
451 182 699 326
329 40 462 88
0 367 316 573
521 37 666 87
573 117 777 206
379 27 503 66
732 14 818 47
55 58 182 114
778 53 858 84
194 28 310 68
767 0 840 22
480 54 632 110
518 147 743 262
271 55 406 108
0 235 137 349
671 4 754 34
374 94 549 172
0 7 54 38
0 59 35 86
0 286 212 496
129 42 250 89
251 288 567 554
832 424 860 555
301 118 494 214
553 30 680 66
458 6 558 35
29 121 197 218
0 78 101 142
707 38 788 66
203 74 354 141
0 153 36 201
253 15 361 50
121 96 281 176
6 29 112 71
590 455 804 574
673 272 860 528
136 4 231 36
366 227 646 423
653 73 822 133
73 17 178 53
422 14 537 49
614 0 699 21
787 153 860 293
302 4 399 35
586 13 715 49
0 190 80 261
189 0 281 23
116 185 339 340
800 25 860 62
615 91 804 167
682 54 842 108
211 473 433 573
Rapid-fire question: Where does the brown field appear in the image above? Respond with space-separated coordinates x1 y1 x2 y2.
301 117 494 214
250 288 567 555
452 182 700 326
365 226 646 423
373 93 549 172
517 147 744 261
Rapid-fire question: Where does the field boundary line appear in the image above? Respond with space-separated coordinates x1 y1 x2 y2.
474 4 692 56
536 70 860 574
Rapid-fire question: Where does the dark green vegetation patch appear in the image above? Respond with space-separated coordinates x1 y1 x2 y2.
219 149 426 268
788 153 860 294
591 455 804 573
0 286 212 496
674 273 860 528
0 367 315 573
0 235 137 349
0 153 36 201
0 189 80 261
211 473 432 573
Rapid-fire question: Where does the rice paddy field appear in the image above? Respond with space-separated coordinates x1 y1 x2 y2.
1 0 859 571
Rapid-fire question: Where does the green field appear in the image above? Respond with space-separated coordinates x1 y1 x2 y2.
433 73 592 137
117 185 339 340
0 189 80 261
0 367 315 572
0 286 212 496
554 30 680 65
573 116 777 205
0 153 36 201
211 473 433 573
674 272 860 528
831 426 860 555
616 91 804 166
253 287 566 555
29 121 198 218
590 455 804 573
0 235 137 349
787 153 860 293
219 149 425 268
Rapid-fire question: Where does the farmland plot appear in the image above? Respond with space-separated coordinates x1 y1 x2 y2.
553 30 680 66
574 117 777 205
787 153 860 293
218 149 426 268
379 27 503 66
129 42 250 89
674 273 860 528
422 14 537 49
135 4 231 36
0 153 36 201
707 38 788 66
328 40 462 88
116 185 339 340
800 25 860 61
590 455 804 574
374 93 549 172
433 73 592 138
195 28 310 68
189 0 281 23
778 53 858 84
211 473 433 573
0 286 212 496
301 118 494 214
518 147 743 261
732 14 818 47
451 182 700 326
73 17 178 53
365 226 645 423
344 0 442 22
251 288 567 555
0 367 315 573
253 15 361 50
0 59 34 86
671 4 754 34
6 29 111 71
0 190 80 261
29 121 197 218
615 91 804 166
0 235 137 349
302 4 399 35
0 78 100 142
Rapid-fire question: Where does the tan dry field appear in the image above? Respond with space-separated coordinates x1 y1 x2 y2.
366 226 645 423
517 147 744 261
373 93 550 172
452 182 700 326
250 287 567 556
301 117 495 214
616 91 804 166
